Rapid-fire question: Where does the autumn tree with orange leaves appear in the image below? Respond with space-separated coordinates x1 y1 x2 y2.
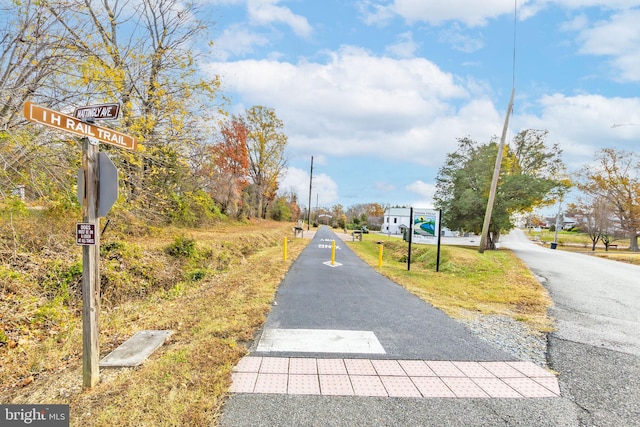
210 116 250 217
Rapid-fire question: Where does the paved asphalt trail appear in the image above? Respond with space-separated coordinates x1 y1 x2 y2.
219 227 577 426
249 226 511 361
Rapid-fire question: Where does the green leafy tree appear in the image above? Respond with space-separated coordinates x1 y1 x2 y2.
267 196 292 222
434 130 565 249
331 204 347 229
280 191 301 222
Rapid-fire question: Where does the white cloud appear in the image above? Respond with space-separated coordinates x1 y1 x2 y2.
247 0 313 37
521 1 640 20
529 0 640 10
359 0 526 27
359 1 640 27
212 24 270 60
206 46 504 168
406 180 436 207
513 93 640 169
278 167 309 205
559 14 589 32
385 31 419 58
357 0 397 26
438 24 484 53
573 9 640 82
205 0 245 4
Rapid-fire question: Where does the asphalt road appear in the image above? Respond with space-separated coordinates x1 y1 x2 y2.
219 227 579 426
502 230 640 426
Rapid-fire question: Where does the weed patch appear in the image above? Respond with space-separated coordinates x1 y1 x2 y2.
165 235 198 258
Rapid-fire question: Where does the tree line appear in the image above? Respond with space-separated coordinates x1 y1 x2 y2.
0 0 293 226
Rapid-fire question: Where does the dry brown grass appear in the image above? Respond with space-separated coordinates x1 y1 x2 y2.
592 252 640 265
1 219 308 426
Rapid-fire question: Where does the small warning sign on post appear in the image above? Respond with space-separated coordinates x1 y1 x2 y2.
76 223 96 245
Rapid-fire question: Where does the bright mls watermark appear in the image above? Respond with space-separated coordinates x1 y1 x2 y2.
1 405 69 426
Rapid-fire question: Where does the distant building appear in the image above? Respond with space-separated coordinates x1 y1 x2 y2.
381 207 410 235
544 216 578 230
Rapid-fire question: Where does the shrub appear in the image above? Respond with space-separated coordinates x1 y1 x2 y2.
187 268 207 282
165 236 197 258
168 191 226 227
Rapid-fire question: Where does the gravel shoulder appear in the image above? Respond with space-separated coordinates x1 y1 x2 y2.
457 312 549 367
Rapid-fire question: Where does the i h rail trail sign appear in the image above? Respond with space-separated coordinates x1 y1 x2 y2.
24 101 136 150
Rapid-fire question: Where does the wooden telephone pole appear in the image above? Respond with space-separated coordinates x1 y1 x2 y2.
479 88 514 253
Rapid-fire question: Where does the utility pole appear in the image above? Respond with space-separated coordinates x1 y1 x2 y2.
307 156 313 230
479 0 518 253
553 197 563 248
479 88 515 253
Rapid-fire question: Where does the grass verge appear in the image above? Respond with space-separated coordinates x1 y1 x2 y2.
346 233 554 334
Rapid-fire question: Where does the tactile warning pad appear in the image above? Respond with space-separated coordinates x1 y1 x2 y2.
230 356 561 398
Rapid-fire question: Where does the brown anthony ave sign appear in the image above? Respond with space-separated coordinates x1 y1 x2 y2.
24 101 136 150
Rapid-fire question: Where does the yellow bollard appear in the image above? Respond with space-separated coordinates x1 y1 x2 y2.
284 236 287 261
378 243 383 268
331 240 336 265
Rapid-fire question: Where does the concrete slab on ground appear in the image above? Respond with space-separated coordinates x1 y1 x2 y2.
99 330 173 367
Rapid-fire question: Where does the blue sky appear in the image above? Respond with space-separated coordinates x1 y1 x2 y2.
202 0 640 211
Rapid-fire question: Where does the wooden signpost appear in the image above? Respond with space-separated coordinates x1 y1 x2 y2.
24 101 136 388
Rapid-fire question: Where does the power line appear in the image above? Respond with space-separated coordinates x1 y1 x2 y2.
479 0 518 253
512 0 518 90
